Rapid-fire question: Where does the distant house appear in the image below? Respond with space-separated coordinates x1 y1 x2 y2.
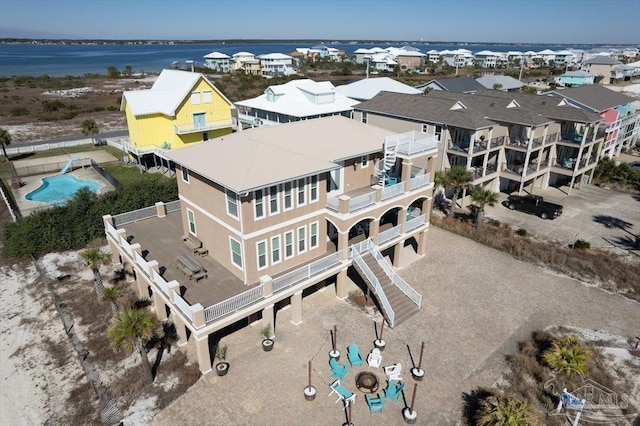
258 53 296 77
231 51 257 73
334 77 422 101
545 84 640 156
235 79 359 128
556 70 596 87
203 52 231 73
476 74 524 92
353 47 387 64
120 69 235 163
581 55 622 84
394 50 426 71
416 76 485 94
474 50 503 68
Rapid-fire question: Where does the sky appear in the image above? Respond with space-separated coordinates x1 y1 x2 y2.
0 0 638 44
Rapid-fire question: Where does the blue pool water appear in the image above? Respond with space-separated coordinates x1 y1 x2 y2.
26 175 102 205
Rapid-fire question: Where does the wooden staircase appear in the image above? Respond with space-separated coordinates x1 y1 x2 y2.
353 253 420 328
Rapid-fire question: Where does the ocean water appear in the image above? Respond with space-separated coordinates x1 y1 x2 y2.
0 41 603 77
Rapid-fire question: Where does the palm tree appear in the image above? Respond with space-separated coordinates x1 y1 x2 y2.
471 188 499 230
543 335 590 377
0 127 11 160
445 166 474 217
81 119 99 143
108 308 160 383
102 285 124 315
477 395 539 426
80 247 110 299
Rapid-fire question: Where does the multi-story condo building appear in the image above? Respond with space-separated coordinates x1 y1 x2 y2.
119 69 235 167
353 89 605 196
581 55 622 84
235 79 359 128
545 85 640 156
103 116 437 374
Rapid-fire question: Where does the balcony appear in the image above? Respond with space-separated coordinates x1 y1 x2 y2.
531 137 544 148
489 135 506 148
507 136 529 149
386 131 438 156
545 132 558 144
174 118 235 135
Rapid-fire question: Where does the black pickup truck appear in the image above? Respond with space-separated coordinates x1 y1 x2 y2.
506 194 563 219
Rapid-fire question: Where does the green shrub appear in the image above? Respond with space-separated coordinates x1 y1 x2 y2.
488 218 501 227
571 239 591 250
42 99 66 112
516 228 528 236
10 107 29 116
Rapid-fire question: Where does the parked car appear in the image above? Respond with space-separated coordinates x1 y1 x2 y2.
506 194 563 219
628 161 640 172
94 138 107 146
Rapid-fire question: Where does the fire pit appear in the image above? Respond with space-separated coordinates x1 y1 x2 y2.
355 371 379 393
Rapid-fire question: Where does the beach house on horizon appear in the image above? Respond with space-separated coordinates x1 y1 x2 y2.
119 69 236 167
103 116 437 374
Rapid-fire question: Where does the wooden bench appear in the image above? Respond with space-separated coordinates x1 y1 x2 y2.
195 246 209 257
176 255 207 281
182 234 202 254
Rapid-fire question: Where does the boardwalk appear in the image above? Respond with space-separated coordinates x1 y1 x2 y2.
151 226 639 426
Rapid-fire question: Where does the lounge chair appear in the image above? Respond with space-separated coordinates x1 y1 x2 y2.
367 348 382 368
329 357 348 379
365 393 384 415
328 379 356 406
383 380 405 402
347 343 363 367
384 363 402 381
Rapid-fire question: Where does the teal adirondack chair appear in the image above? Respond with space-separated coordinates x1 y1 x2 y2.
384 380 405 402
347 343 363 367
365 394 384 415
329 357 348 379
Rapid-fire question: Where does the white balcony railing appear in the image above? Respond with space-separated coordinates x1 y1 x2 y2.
381 183 404 200
409 173 431 190
406 214 426 232
385 131 439 156
378 225 401 244
203 286 264 323
272 251 343 293
174 118 234 135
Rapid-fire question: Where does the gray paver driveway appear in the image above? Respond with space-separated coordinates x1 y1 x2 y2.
152 227 639 426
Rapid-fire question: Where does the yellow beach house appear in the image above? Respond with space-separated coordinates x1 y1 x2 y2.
120 69 236 164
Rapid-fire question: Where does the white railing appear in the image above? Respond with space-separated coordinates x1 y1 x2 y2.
203 286 264 323
381 183 404 201
153 269 169 295
406 214 426 232
409 173 431 190
166 200 181 213
173 294 193 321
366 241 422 308
134 252 149 275
5 138 93 155
113 205 158 227
272 251 343 293
349 191 376 212
378 225 401 244
385 131 439 156
106 222 119 240
327 197 340 211
174 118 234 134
121 239 133 257
349 246 394 327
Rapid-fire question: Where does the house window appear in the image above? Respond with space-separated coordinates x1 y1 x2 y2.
297 226 306 254
361 155 369 168
269 185 279 215
283 181 293 211
310 175 318 202
191 91 200 105
435 125 442 141
421 124 428 133
226 189 238 219
187 208 196 235
284 231 294 259
254 189 265 220
257 240 267 270
181 167 189 183
230 237 243 269
310 222 318 249
271 235 281 265
361 112 368 124
203 91 212 103
297 178 306 206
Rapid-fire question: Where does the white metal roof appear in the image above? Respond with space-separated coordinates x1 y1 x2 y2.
203 51 230 59
235 79 359 118
335 77 422 100
167 116 392 192
122 69 232 117
232 51 255 58
258 53 293 59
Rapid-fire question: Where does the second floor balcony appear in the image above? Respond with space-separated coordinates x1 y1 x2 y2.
174 118 235 135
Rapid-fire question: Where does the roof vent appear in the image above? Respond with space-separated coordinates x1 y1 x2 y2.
450 101 467 110
507 100 520 109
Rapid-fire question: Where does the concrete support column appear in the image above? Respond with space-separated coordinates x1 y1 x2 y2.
107 236 121 265
291 291 303 325
337 230 349 261
194 334 212 374
336 269 348 300
398 207 408 233
134 271 147 299
369 220 380 245
262 304 275 337
152 289 167 321
417 231 428 256
172 311 188 346
393 241 404 268
401 160 413 192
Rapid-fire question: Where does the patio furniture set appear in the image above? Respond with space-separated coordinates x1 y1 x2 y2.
175 235 209 281
327 343 406 415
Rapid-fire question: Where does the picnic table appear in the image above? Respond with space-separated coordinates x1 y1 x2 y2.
176 254 207 281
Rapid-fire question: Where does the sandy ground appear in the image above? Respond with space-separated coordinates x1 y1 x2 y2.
0 254 93 425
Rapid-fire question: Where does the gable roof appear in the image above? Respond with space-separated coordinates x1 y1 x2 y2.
476 74 524 91
584 55 621 65
545 84 635 112
121 69 233 117
167 116 391 192
417 76 485 94
203 52 230 59
334 77 422 100
235 79 359 117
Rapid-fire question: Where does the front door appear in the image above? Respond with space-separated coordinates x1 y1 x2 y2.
193 113 206 130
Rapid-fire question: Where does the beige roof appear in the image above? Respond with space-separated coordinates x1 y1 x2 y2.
167 116 391 193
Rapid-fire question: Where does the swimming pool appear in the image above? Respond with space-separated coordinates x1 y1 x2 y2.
26 175 102 205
